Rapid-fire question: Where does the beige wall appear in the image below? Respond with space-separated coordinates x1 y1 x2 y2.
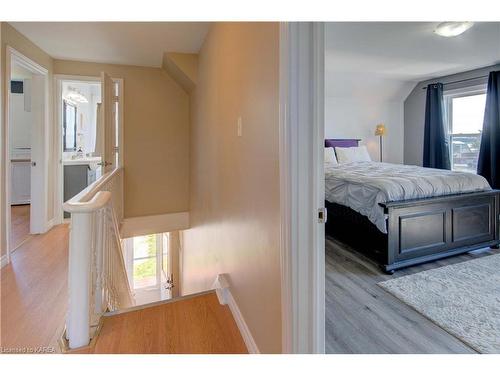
1 23 55 257
53 60 190 218
162 52 198 93
181 23 282 353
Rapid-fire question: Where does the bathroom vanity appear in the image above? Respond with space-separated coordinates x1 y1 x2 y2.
63 157 102 218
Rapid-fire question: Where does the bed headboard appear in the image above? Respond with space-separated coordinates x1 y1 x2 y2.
324 138 360 148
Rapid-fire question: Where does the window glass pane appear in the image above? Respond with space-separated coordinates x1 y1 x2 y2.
133 235 157 288
133 258 157 289
451 94 486 173
162 235 168 275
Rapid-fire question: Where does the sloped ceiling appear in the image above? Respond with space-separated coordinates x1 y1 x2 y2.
9 22 211 67
325 22 500 101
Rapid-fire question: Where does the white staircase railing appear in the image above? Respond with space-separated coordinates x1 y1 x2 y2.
63 167 134 349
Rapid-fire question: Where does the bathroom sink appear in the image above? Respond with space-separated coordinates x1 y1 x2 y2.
62 156 102 166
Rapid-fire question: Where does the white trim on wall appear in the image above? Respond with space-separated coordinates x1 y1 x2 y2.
120 211 189 238
1 253 8 268
212 274 260 354
279 22 326 354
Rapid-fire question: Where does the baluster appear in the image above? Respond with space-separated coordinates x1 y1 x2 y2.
103 206 109 310
94 208 104 316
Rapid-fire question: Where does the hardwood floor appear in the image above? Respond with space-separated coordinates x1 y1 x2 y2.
1 223 246 354
92 291 247 354
325 235 500 354
10 205 31 251
1 224 69 353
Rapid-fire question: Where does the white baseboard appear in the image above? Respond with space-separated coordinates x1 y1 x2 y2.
1 254 9 268
212 274 260 354
121 211 189 238
46 218 55 231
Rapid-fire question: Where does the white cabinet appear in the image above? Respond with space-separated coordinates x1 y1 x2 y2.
11 161 31 205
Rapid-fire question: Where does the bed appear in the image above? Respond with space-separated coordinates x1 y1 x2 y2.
324 139 500 273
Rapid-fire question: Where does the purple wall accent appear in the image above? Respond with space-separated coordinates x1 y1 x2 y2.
324 139 360 148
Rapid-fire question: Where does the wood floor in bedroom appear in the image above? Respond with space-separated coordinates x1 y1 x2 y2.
325 235 500 354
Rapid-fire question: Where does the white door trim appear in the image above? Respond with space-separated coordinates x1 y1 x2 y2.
4 46 50 263
279 22 325 354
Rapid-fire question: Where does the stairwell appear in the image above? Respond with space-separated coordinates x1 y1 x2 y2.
61 167 247 354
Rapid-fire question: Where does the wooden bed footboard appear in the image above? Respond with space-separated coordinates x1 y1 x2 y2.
379 190 500 272
325 190 500 273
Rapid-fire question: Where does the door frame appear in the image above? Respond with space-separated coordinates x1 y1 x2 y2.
53 74 124 225
279 22 326 353
4 46 50 262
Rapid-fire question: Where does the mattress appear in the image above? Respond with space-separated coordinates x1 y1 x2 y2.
325 161 492 233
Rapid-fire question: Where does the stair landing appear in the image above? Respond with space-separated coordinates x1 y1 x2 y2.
90 291 247 354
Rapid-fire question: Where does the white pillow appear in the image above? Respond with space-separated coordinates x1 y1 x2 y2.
335 146 371 163
324 147 338 165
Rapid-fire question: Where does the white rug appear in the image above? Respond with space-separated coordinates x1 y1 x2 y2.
378 254 500 353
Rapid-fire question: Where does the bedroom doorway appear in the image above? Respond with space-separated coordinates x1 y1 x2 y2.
323 21 500 354
4 46 49 262
279 22 326 353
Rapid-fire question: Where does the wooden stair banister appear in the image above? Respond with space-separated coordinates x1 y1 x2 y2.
63 167 134 349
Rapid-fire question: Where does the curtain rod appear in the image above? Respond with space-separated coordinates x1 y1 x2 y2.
421 75 489 90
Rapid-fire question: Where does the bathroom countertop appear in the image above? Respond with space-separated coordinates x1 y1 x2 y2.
62 156 102 166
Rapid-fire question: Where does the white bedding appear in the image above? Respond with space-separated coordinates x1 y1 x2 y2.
325 161 491 233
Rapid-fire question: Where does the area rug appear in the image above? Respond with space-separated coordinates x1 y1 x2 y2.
378 254 500 353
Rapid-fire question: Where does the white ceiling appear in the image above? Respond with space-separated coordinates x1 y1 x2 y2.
325 22 500 100
10 22 211 67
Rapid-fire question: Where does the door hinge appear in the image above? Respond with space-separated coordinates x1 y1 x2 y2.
165 273 174 291
318 207 327 223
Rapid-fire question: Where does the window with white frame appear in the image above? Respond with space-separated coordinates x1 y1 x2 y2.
444 85 487 173
125 233 170 291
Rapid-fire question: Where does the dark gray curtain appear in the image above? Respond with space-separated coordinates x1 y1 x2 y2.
423 83 451 169
477 71 500 188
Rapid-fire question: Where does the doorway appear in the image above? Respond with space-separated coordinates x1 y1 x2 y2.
54 74 123 224
5 47 49 259
56 78 102 220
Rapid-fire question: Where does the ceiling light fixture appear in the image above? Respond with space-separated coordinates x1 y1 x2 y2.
434 22 474 37
64 87 88 104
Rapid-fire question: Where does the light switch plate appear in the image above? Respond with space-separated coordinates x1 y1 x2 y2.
237 116 242 137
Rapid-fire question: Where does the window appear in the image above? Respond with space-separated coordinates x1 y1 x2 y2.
132 234 158 289
445 87 486 173
63 100 77 151
129 233 170 291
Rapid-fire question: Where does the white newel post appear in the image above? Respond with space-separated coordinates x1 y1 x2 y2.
67 211 93 349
